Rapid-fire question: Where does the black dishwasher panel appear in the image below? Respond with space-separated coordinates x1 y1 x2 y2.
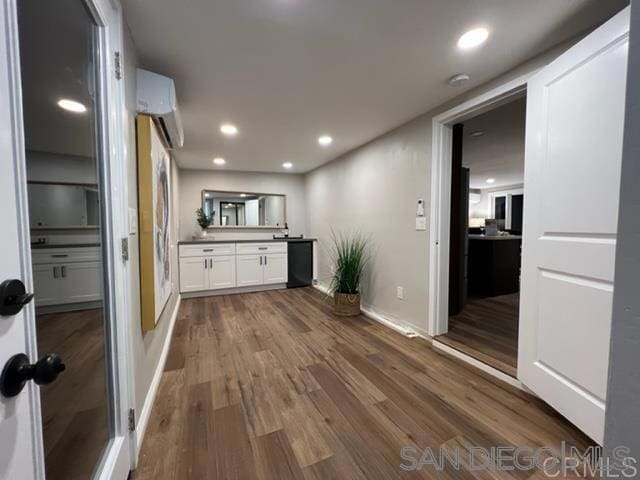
287 241 313 288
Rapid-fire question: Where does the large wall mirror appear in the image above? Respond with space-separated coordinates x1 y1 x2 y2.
202 190 286 227
28 181 100 228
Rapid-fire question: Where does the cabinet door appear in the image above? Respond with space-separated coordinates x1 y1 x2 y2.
32 264 63 306
179 257 209 293
61 261 103 304
236 255 263 287
209 255 236 290
263 253 288 285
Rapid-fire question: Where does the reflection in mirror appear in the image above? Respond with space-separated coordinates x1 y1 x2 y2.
28 182 100 228
202 190 286 227
18 0 110 478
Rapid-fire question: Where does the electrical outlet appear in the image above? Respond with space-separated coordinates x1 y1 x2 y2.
396 286 404 300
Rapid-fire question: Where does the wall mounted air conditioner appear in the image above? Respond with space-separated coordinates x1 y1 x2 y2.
136 69 184 149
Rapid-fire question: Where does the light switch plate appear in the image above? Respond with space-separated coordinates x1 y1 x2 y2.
129 207 138 235
415 217 427 231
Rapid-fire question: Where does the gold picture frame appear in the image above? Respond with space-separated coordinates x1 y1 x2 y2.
137 115 173 332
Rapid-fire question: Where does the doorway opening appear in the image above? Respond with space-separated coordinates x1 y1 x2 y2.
431 90 527 378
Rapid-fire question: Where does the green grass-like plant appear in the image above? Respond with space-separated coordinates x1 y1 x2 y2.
329 230 369 295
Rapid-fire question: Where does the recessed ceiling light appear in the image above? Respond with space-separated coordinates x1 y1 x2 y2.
448 73 470 87
57 98 87 113
457 27 490 50
486 178 495 184
282 162 293 169
470 130 485 137
240 193 247 197
220 123 238 136
318 135 333 146
213 157 226 165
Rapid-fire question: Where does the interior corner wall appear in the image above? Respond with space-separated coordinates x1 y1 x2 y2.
304 38 579 336
177 169 307 241
123 25 180 424
604 0 640 464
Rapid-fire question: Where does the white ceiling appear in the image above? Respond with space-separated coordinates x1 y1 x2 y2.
463 96 526 190
122 0 627 173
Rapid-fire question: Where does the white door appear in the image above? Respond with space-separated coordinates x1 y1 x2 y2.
0 0 132 478
0 2 42 477
519 7 629 444
263 254 288 285
179 257 209 292
236 255 263 287
209 256 236 290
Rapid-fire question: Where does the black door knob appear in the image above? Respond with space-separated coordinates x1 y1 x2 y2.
0 353 66 397
0 279 34 316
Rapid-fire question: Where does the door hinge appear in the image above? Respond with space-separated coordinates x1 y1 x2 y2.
128 408 136 432
121 237 129 262
114 51 122 80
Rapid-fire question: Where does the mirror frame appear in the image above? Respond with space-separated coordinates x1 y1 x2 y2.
201 189 287 229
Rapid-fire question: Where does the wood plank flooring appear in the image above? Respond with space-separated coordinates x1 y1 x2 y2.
437 294 519 377
37 308 109 480
134 288 593 479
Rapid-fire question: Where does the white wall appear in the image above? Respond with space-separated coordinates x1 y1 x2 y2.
604 0 639 467
26 150 97 184
178 169 306 240
123 26 181 426
305 40 578 336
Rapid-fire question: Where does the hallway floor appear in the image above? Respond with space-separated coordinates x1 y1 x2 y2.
437 294 520 377
134 288 591 479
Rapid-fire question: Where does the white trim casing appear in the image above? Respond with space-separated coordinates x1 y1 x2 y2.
133 296 182 463
90 0 134 479
427 74 531 337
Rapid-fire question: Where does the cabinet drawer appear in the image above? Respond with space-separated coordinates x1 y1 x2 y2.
32 247 101 265
236 242 287 255
179 243 236 258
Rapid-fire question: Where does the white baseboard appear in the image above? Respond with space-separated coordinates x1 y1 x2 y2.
311 284 430 340
133 294 182 462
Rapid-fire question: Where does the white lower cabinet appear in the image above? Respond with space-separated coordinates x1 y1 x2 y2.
179 256 210 293
263 253 288 285
179 242 288 294
236 255 263 287
31 247 103 308
209 255 236 289
179 254 237 293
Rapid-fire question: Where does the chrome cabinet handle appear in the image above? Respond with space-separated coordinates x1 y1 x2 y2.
53 267 59 279
258 247 268 250
209 258 213 269
204 258 208 269
61 266 67 278
203 249 214 252
259 256 262 266
264 255 268 265
51 254 69 258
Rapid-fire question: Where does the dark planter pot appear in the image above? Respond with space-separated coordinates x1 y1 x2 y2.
333 292 361 316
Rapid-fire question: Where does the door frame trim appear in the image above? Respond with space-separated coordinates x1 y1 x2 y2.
3 0 134 477
427 74 531 338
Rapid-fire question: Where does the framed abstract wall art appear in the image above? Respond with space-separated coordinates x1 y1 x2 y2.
137 115 172 331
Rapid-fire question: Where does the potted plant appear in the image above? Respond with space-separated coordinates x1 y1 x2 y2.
195 208 212 237
329 230 369 316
